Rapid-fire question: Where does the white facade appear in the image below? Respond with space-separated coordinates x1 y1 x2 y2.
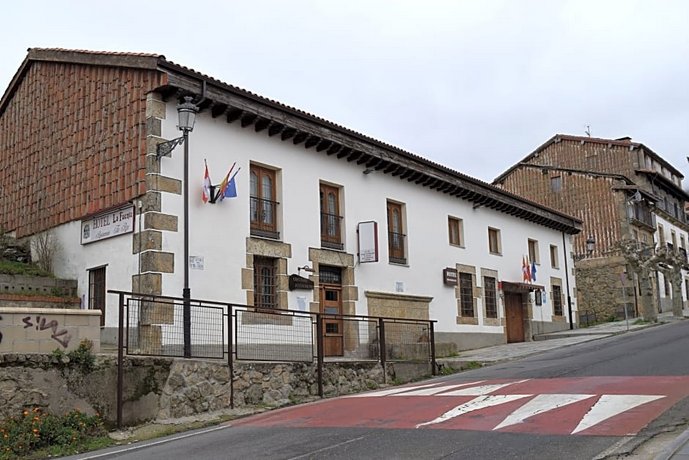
45 96 578 349
653 214 689 310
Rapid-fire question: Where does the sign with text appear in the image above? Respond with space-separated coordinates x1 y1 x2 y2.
357 221 379 263
443 267 458 286
81 204 135 245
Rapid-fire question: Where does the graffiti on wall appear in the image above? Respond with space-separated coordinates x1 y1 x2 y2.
22 316 72 348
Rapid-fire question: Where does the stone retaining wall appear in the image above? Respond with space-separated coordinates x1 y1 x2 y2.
0 353 432 426
0 274 77 297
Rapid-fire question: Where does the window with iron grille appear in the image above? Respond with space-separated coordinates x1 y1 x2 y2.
483 276 497 318
253 257 277 309
320 183 343 249
88 266 106 327
250 164 279 239
459 272 474 317
319 265 342 285
553 284 563 316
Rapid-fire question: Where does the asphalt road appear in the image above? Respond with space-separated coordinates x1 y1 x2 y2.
72 320 689 460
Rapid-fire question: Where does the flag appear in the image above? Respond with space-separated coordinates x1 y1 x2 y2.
525 256 532 283
531 260 537 282
202 160 211 203
224 172 238 198
522 256 529 282
217 162 236 202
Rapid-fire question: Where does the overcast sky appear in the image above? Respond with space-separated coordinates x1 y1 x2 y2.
3 0 688 182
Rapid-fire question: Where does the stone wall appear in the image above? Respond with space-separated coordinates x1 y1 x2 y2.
0 308 101 353
0 274 77 297
576 256 634 321
0 353 431 427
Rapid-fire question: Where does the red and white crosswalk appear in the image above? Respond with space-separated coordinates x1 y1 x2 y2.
235 376 689 436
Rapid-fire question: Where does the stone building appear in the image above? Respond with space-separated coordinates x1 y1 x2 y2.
493 134 689 320
0 48 581 351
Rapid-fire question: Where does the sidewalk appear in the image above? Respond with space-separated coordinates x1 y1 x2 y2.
437 310 689 460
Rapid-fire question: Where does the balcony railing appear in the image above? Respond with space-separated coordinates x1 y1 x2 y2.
250 196 280 239
628 203 655 229
388 231 406 264
320 212 343 250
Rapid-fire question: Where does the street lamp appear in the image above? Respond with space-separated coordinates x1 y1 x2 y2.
156 95 198 358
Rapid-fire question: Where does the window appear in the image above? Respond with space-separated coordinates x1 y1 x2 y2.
550 244 559 269
88 266 106 327
552 284 563 316
387 201 406 264
459 273 474 317
528 239 539 264
320 183 343 249
657 224 665 245
551 176 562 192
250 165 279 238
671 231 677 251
253 257 277 309
488 227 501 255
483 276 497 318
448 217 463 246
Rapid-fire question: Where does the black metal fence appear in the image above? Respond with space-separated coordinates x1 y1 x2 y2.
110 290 436 427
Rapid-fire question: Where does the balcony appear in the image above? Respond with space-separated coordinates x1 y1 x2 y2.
320 212 343 250
628 203 655 230
388 231 407 264
250 197 280 239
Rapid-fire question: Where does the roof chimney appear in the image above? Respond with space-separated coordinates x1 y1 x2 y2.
616 136 632 142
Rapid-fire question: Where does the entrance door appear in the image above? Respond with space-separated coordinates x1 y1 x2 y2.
320 285 344 357
88 266 106 327
505 293 525 343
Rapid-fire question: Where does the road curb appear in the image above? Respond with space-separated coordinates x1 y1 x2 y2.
655 426 689 460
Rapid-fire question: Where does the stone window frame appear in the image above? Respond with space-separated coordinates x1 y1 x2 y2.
242 237 291 309
456 264 479 325
386 199 408 265
481 267 500 326
249 162 282 240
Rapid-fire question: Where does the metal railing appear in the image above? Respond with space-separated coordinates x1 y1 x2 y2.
388 231 406 264
249 196 279 239
110 290 436 427
320 212 343 249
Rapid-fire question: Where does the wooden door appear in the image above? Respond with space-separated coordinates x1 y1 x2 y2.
320 285 343 356
505 293 525 343
88 266 106 327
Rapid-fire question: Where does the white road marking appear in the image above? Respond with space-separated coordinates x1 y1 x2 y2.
416 394 532 428
571 394 665 434
391 381 485 396
439 379 530 396
493 393 596 430
348 383 440 397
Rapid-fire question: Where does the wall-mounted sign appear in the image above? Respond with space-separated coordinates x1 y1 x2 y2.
289 274 314 291
190 256 205 270
535 290 542 305
357 221 379 263
81 204 135 245
443 267 458 286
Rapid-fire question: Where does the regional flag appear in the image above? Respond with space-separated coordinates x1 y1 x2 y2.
224 173 238 198
531 260 537 282
202 160 211 203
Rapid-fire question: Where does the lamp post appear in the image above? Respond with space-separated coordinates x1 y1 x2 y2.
156 96 198 358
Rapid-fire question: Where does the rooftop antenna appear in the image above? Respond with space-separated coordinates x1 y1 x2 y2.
585 125 591 137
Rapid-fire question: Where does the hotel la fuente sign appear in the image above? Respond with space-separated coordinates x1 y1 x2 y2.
81 204 135 245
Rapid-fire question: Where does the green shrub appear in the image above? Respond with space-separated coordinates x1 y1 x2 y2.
0 407 107 459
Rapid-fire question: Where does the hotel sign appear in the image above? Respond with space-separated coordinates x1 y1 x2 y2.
81 204 135 245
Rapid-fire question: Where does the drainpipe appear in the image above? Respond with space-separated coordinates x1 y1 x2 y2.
562 232 574 330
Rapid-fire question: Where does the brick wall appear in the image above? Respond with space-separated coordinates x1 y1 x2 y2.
0 61 165 237
499 168 625 256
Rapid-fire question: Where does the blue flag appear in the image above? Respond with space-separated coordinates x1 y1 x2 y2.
531 261 537 282
224 176 237 198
